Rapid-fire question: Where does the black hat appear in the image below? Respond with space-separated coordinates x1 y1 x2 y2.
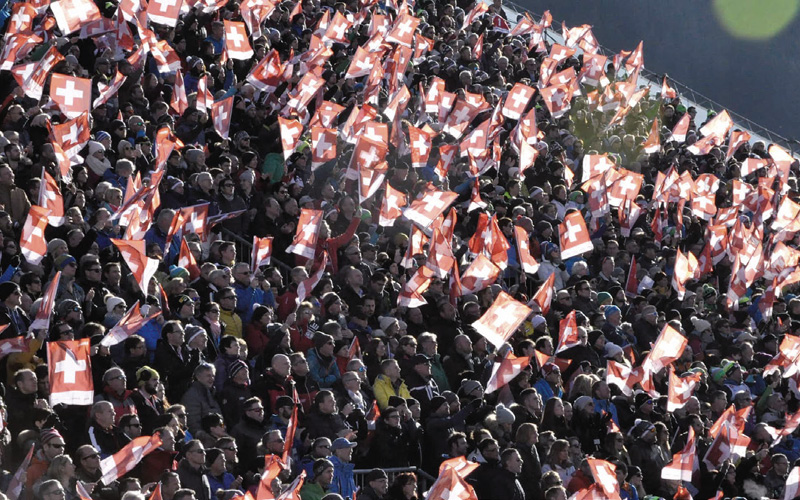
411 353 432 366
388 396 406 408
0 282 18 301
365 468 387 482
275 396 295 409
429 396 447 413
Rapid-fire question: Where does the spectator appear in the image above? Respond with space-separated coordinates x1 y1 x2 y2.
357 469 389 500
300 459 334 500
328 438 357 500
176 440 212 500
181 363 223 435
373 359 412 410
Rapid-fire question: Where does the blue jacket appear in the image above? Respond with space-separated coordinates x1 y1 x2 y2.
139 319 163 361
306 347 341 388
593 398 619 427
533 378 562 404
233 282 267 324
329 455 356 500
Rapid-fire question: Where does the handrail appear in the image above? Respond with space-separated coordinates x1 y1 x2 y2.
499 0 799 157
218 226 295 274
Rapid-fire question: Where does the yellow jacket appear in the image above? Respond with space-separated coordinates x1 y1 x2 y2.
372 374 412 410
220 309 243 338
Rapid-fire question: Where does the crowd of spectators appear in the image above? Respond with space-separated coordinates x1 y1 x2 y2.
0 0 799 499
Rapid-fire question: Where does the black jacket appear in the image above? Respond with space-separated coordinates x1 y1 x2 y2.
154 340 200 403
368 419 410 468
176 458 212 500
487 467 525 500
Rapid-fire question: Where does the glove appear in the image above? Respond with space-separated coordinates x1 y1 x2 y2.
10 255 21 268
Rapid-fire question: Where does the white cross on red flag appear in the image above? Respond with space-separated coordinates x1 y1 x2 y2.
50 74 92 119
48 338 94 405
50 0 102 34
472 291 532 348
224 20 254 59
112 239 160 293
642 324 688 375
212 96 234 139
403 189 458 229
0 333 27 360
672 249 698 300
486 351 530 394
146 0 183 27
428 462 478 500
21 205 51 265
379 184 407 227
514 226 539 275
459 254 500 295
178 239 201 281
667 366 703 412
287 209 323 259
252 236 273 273
587 459 620 500
52 111 91 160
559 211 593 260
102 302 162 347
661 426 696 482
279 116 305 160
531 273 555 315
296 252 329 305
311 126 337 170
100 433 163 484
38 168 65 226
30 271 61 331
502 82 536 120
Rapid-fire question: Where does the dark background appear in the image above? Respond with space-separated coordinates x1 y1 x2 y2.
522 0 800 142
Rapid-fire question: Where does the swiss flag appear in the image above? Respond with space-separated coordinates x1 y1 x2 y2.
346 47 382 80
661 75 677 99
50 74 92 119
310 101 345 128
112 239 160 293
100 433 162 484
178 239 201 280
401 226 428 269
440 456 480 478
252 236 273 273
323 11 352 44
287 209 322 259
587 459 619 500
171 70 189 115
282 388 299 462
212 96 234 139
472 291 532 348
50 0 101 34
486 351 530 394
0 333 27 359
311 126 337 170
384 85 411 123
514 226 539 274
297 252 329 305
279 117 304 160
642 324 687 374
426 229 456 278
247 49 284 93
703 425 731 470
531 273 555 315
398 265 435 308
606 169 642 207
671 249 698 300
38 168 65 226
30 271 60 332
428 464 477 500
285 70 325 114
6 3 36 36
52 111 91 160
146 0 183 27
667 366 703 412
408 125 433 169
379 184 407 227
48 338 94 406
661 427 696 482
17 45 62 100
726 130 751 161
556 310 579 353
502 83 535 120
256 455 285 500
642 118 661 153
179 203 210 241
21 205 51 265
606 360 633 396
403 189 458 229
7 443 34 499
540 83 571 119
224 20 254 59
94 71 127 109
466 178 487 213
625 256 638 297
670 113 691 143
385 13 419 47
102 302 161 347
460 254 501 295
559 211 593 260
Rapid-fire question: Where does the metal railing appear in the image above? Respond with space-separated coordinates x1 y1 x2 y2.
499 0 800 157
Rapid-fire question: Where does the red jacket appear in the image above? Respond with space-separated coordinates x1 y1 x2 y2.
296 216 360 274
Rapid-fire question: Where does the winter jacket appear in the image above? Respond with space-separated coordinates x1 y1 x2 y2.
329 455 357 500
181 380 223 434
177 458 212 500
307 348 341 388
372 374 412 410
231 414 267 472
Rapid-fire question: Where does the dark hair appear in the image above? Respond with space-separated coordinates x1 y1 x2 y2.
201 413 225 432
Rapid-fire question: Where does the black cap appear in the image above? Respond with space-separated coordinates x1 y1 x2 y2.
411 353 432 366
275 396 294 409
365 468 387 482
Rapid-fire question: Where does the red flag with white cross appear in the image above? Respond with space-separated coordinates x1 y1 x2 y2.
48 338 94 405
112 239 160 293
212 96 234 139
502 82 535 120
559 211 593 260
224 20 254 59
146 0 183 27
50 74 92 119
486 351 530 394
50 0 102 34
472 291 532 348
21 205 51 265
403 189 458 229
379 184 407 227
100 433 163 484
287 209 323 259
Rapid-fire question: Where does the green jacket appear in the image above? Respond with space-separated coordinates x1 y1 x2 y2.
300 481 328 500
